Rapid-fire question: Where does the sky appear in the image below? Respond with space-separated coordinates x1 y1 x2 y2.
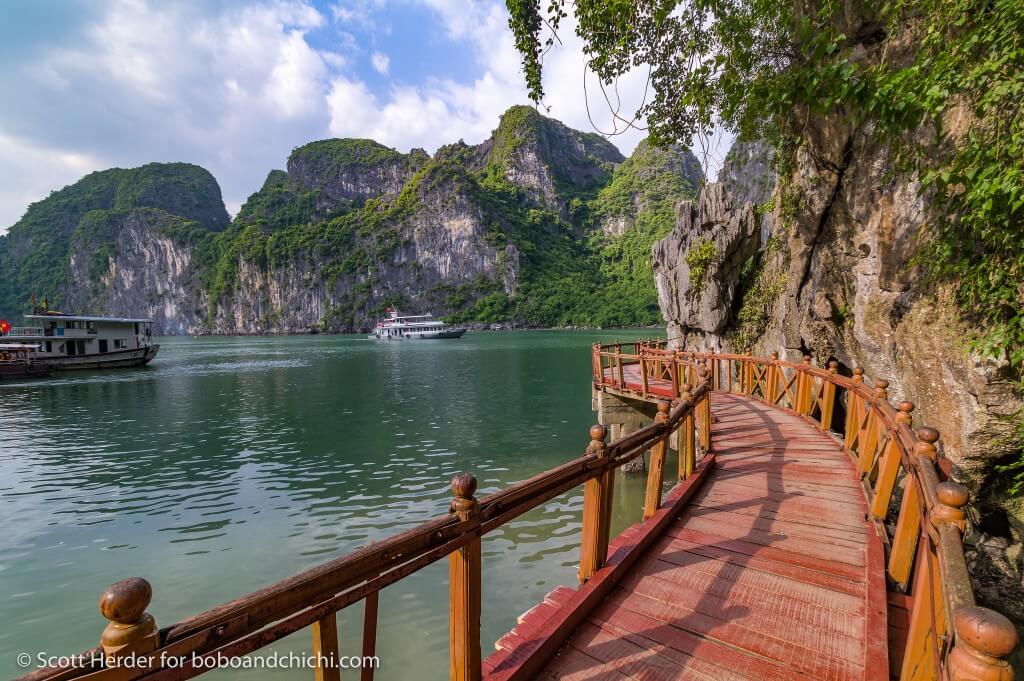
0 0 734 232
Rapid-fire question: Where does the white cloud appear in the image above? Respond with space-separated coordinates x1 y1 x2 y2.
0 134 105 226
371 52 390 75
0 0 728 233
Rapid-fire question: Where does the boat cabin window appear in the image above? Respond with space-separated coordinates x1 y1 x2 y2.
114 339 128 349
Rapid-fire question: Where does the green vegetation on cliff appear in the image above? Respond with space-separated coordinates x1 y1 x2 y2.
508 0 1024 489
0 107 701 333
0 163 228 317
196 107 699 329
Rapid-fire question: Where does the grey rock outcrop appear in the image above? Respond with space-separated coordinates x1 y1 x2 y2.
652 184 759 346
653 122 1024 623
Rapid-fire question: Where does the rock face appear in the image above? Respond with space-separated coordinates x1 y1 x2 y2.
653 127 1024 623
0 163 228 323
652 184 759 344
0 106 702 334
484 105 624 213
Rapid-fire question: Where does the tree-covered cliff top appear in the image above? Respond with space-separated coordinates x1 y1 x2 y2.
0 162 229 316
288 138 408 170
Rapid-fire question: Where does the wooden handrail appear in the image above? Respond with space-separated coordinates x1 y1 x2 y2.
20 363 713 681
590 341 1019 681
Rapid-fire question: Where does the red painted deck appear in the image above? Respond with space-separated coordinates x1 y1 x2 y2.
486 392 887 681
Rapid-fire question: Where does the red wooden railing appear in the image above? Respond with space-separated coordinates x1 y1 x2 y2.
17 354 715 681
592 340 1019 681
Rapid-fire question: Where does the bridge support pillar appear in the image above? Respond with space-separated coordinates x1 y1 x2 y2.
594 389 655 473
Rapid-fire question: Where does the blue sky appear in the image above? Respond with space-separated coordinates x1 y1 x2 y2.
0 0 733 231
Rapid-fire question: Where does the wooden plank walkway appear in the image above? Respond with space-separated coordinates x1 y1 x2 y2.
486 391 887 681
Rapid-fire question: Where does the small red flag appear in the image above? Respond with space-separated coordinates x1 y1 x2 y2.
0 320 10 335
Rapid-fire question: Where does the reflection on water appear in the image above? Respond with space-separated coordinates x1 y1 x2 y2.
0 330 663 679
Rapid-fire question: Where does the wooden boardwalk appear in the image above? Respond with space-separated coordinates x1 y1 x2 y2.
22 345 1017 681
488 392 887 681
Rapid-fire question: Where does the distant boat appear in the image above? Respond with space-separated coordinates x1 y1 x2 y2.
0 343 51 380
370 308 467 340
0 311 159 369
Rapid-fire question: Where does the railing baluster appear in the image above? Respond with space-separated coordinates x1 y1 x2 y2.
767 351 781 404
844 368 865 449
579 425 612 583
820 360 838 429
900 538 946 681
889 428 939 588
360 591 379 681
449 474 481 681
871 402 914 518
640 352 650 397
679 385 696 479
643 402 671 520
857 380 888 475
696 366 711 452
312 614 342 681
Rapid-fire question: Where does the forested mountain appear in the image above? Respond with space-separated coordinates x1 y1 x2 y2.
0 106 702 333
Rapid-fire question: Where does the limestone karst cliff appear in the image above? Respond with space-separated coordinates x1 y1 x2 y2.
653 131 1024 623
0 106 703 334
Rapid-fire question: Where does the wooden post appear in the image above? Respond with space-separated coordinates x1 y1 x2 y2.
670 352 679 397
449 473 481 681
844 367 865 449
615 342 624 388
643 402 671 520
99 578 159 662
901 481 972 681
796 356 812 414
889 428 939 588
640 352 650 397
857 379 888 475
361 591 379 681
579 425 612 583
900 539 946 681
871 401 913 519
767 351 781 404
947 606 1019 681
743 354 753 395
696 366 711 452
312 615 342 681
820 360 838 430
679 385 696 480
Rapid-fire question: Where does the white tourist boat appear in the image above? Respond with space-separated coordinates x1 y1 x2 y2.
370 308 467 340
0 311 159 369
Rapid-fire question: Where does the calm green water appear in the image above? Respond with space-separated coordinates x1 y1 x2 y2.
0 330 666 680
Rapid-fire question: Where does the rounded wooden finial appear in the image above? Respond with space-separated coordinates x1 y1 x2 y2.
681 383 693 393
895 401 914 424
451 473 478 500
932 481 970 528
917 427 940 444
100 578 152 624
590 424 607 442
657 401 670 414
937 481 970 509
899 401 915 414
852 368 864 382
828 360 839 372
771 351 779 360
803 355 812 364
955 606 1019 658
874 379 889 399
99 578 159 657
